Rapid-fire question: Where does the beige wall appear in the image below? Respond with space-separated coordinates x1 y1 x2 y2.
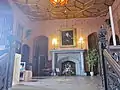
10 1 43 62
28 18 105 60
38 18 104 49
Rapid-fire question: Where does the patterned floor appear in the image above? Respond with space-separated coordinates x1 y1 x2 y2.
12 76 104 90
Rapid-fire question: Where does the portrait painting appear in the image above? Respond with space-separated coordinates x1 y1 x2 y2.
60 28 76 47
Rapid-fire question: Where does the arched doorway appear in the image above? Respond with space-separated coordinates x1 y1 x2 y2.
32 36 48 76
21 44 30 70
109 35 120 45
61 61 76 76
88 32 98 49
88 32 98 75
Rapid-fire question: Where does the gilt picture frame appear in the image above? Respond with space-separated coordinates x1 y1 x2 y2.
60 28 76 47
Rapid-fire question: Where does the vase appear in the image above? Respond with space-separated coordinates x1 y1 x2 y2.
90 72 94 76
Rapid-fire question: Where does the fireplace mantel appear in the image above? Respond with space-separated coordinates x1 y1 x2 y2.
50 49 85 53
50 49 86 75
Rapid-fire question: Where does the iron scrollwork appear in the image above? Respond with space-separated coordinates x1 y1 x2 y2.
0 54 9 90
106 61 120 90
99 26 120 90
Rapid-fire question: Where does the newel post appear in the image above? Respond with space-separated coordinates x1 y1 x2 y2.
98 26 108 90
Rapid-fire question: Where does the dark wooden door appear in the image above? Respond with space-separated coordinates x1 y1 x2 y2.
32 36 48 76
37 55 46 76
88 32 98 75
21 44 30 70
109 35 120 45
88 32 98 49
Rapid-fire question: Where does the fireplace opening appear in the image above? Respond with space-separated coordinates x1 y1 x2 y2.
61 61 76 76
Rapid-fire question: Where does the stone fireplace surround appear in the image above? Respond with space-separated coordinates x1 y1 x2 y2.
50 49 85 75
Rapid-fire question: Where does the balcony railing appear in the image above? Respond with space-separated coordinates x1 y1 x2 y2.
0 53 9 90
98 27 120 90
103 49 120 90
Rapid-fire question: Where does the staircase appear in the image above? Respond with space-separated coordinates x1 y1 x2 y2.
99 28 120 90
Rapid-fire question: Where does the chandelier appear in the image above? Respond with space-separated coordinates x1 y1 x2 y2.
50 0 68 6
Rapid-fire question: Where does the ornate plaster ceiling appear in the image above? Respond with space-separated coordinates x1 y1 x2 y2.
12 0 115 21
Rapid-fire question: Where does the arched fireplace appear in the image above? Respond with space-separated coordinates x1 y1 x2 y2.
57 56 81 75
50 49 85 76
61 61 76 76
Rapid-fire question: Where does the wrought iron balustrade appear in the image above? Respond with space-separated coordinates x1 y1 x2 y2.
103 49 120 90
109 46 120 64
98 27 120 90
0 53 9 90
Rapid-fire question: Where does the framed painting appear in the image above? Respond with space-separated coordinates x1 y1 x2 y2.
60 28 76 47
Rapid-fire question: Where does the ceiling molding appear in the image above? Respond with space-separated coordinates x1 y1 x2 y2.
12 0 115 21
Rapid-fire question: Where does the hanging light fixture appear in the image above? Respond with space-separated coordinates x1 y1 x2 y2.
50 0 68 6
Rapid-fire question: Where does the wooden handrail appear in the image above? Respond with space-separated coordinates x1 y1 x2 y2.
103 49 120 78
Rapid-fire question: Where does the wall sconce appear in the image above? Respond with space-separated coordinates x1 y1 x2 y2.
52 38 58 49
78 37 84 49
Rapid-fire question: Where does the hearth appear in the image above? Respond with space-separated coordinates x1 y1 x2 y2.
62 61 76 76
50 49 85 76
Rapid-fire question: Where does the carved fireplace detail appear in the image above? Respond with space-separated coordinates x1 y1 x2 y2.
50 49 85 75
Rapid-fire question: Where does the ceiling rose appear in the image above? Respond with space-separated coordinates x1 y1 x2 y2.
50 0 68 6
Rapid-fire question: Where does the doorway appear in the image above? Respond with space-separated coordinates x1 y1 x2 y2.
32 36 48 77
88 32 98 75
109 34 120 45
88 32 98 49
21 44 30 70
